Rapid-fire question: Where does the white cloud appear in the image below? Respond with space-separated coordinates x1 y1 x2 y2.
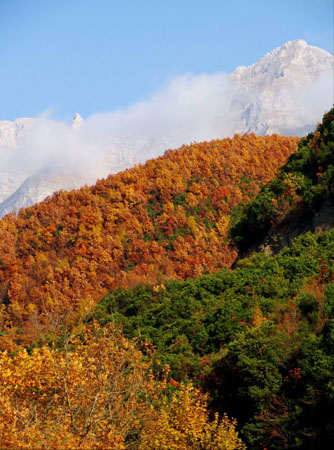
5 72 233 180
3 65 333 184
298 71 333 121
88 72 232 141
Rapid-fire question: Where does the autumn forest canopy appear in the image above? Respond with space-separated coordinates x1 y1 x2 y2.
0 108 334 449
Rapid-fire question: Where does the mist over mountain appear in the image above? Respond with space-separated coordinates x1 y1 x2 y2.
0 39 332 217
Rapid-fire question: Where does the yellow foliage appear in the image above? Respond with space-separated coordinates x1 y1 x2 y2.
0 323 163 449
215 215 230 237
252 303 265 328
187 215 198 234
0 321 245 449
139 384 246 450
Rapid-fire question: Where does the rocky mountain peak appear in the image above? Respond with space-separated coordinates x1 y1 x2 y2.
0 117 33 150
228 40 333 136
71 113 84 129
231 39 333 88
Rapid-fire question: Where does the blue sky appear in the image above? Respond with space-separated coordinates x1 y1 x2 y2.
0 0 333 121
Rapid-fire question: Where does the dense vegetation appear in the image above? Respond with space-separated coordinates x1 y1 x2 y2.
0 108 333 448
0 134 298 348
0 322 245 449
90 108 334 448
230 109 334 251
94 228 334 449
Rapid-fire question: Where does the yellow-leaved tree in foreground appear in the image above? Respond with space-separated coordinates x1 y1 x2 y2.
0 323 245 449
140 384 246 450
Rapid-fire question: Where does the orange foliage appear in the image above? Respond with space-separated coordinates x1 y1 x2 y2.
0 134 299 345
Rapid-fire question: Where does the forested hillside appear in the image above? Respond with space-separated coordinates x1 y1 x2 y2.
0 109 333 449
94 228 334 449
91 108 334 448
230 109 334 252
0 134 298 347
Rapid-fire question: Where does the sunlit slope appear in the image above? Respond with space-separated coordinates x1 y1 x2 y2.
91 111 334 448
0 134 298 337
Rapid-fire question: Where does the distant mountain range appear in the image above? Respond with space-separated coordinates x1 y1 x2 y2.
0 39 332 217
